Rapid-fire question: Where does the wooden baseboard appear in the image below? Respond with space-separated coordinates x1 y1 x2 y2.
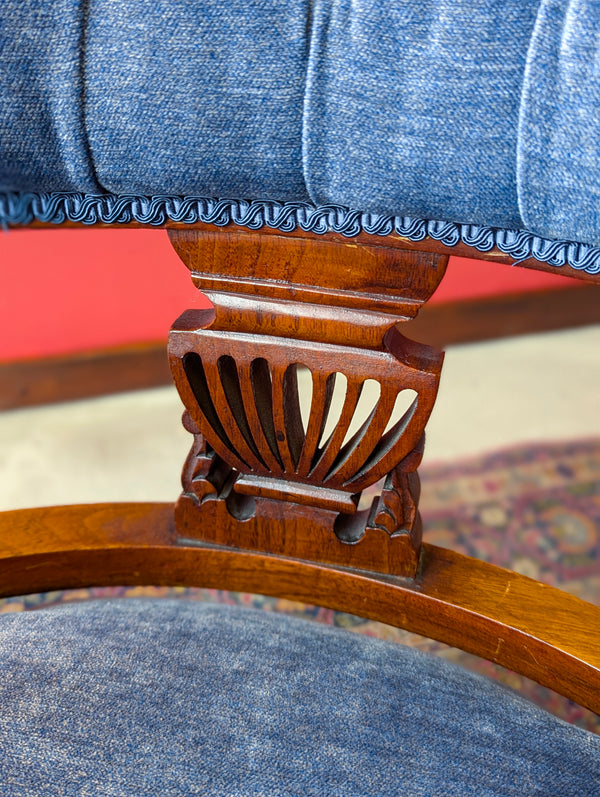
0 341 172 411
1 285 598 410
410 284 600 348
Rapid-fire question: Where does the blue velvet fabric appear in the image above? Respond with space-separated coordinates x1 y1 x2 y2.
0 600 598 796
0 0 99 193
85 0 310 200
518 0 600 245
2 1 600 250
304 0 538 229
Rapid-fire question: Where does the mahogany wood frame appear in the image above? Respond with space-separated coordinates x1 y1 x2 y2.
1 223 599 715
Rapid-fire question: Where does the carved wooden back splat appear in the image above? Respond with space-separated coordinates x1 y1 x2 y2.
168 229 447 576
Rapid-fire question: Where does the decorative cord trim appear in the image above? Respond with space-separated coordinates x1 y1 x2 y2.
1 192 599 275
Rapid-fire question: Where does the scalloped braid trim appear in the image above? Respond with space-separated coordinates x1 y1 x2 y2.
1 192 599 275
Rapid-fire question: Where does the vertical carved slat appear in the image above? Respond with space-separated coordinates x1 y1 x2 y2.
202 360 268 474
282 364 305 472
296 371 335 478
309 379 363 483
237 361 283 474
270 364 302 474
250 357 285 471
179 353 250 474
328 386 398 486
348 399 421 491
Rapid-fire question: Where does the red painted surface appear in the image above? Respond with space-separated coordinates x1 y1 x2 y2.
0 228 577 361
431 256 575 302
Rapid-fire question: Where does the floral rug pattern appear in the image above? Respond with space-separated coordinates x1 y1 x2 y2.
2 438 599 732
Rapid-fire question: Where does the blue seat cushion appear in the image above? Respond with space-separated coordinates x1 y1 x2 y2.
0 599 598 795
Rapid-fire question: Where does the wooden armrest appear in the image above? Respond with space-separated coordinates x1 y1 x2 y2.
0 503 598 713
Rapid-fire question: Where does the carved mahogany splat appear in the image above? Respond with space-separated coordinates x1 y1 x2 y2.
168 229 446 576
2 222 600 715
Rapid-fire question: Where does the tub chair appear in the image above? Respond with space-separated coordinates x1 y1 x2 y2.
0 0 599 794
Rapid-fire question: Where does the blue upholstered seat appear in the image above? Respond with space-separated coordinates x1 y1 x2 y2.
0 599 599 796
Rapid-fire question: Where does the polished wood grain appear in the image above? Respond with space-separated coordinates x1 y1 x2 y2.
167 230 445 576
0 502 598 714
168 229 448 316
166 220 600 285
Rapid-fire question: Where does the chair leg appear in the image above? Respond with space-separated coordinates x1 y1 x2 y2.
167 228 447 577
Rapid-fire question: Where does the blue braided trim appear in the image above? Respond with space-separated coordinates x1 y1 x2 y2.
1 192 599 275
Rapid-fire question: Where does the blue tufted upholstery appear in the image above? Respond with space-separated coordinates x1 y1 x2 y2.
2 1 600 251
85 0 311 200
0 600 599 796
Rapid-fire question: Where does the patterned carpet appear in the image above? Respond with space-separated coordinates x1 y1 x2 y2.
2 438 599 732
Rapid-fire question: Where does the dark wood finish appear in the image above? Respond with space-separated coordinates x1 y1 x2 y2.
0 502 599 714
167 230 446 577
412 283 600 347
165 221 600 285
0 342 171 410
169 229 448 317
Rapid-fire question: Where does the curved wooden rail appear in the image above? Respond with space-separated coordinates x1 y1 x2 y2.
0 502 599 713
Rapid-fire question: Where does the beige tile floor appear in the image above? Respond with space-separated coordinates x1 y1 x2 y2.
0 325 598 511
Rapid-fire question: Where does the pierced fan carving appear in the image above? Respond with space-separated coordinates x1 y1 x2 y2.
181 351 425 496
167 227 446 577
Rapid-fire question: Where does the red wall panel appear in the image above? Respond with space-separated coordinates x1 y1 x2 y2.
0 228 576 362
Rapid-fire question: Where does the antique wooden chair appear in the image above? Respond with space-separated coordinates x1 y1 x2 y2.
1 0 599 793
